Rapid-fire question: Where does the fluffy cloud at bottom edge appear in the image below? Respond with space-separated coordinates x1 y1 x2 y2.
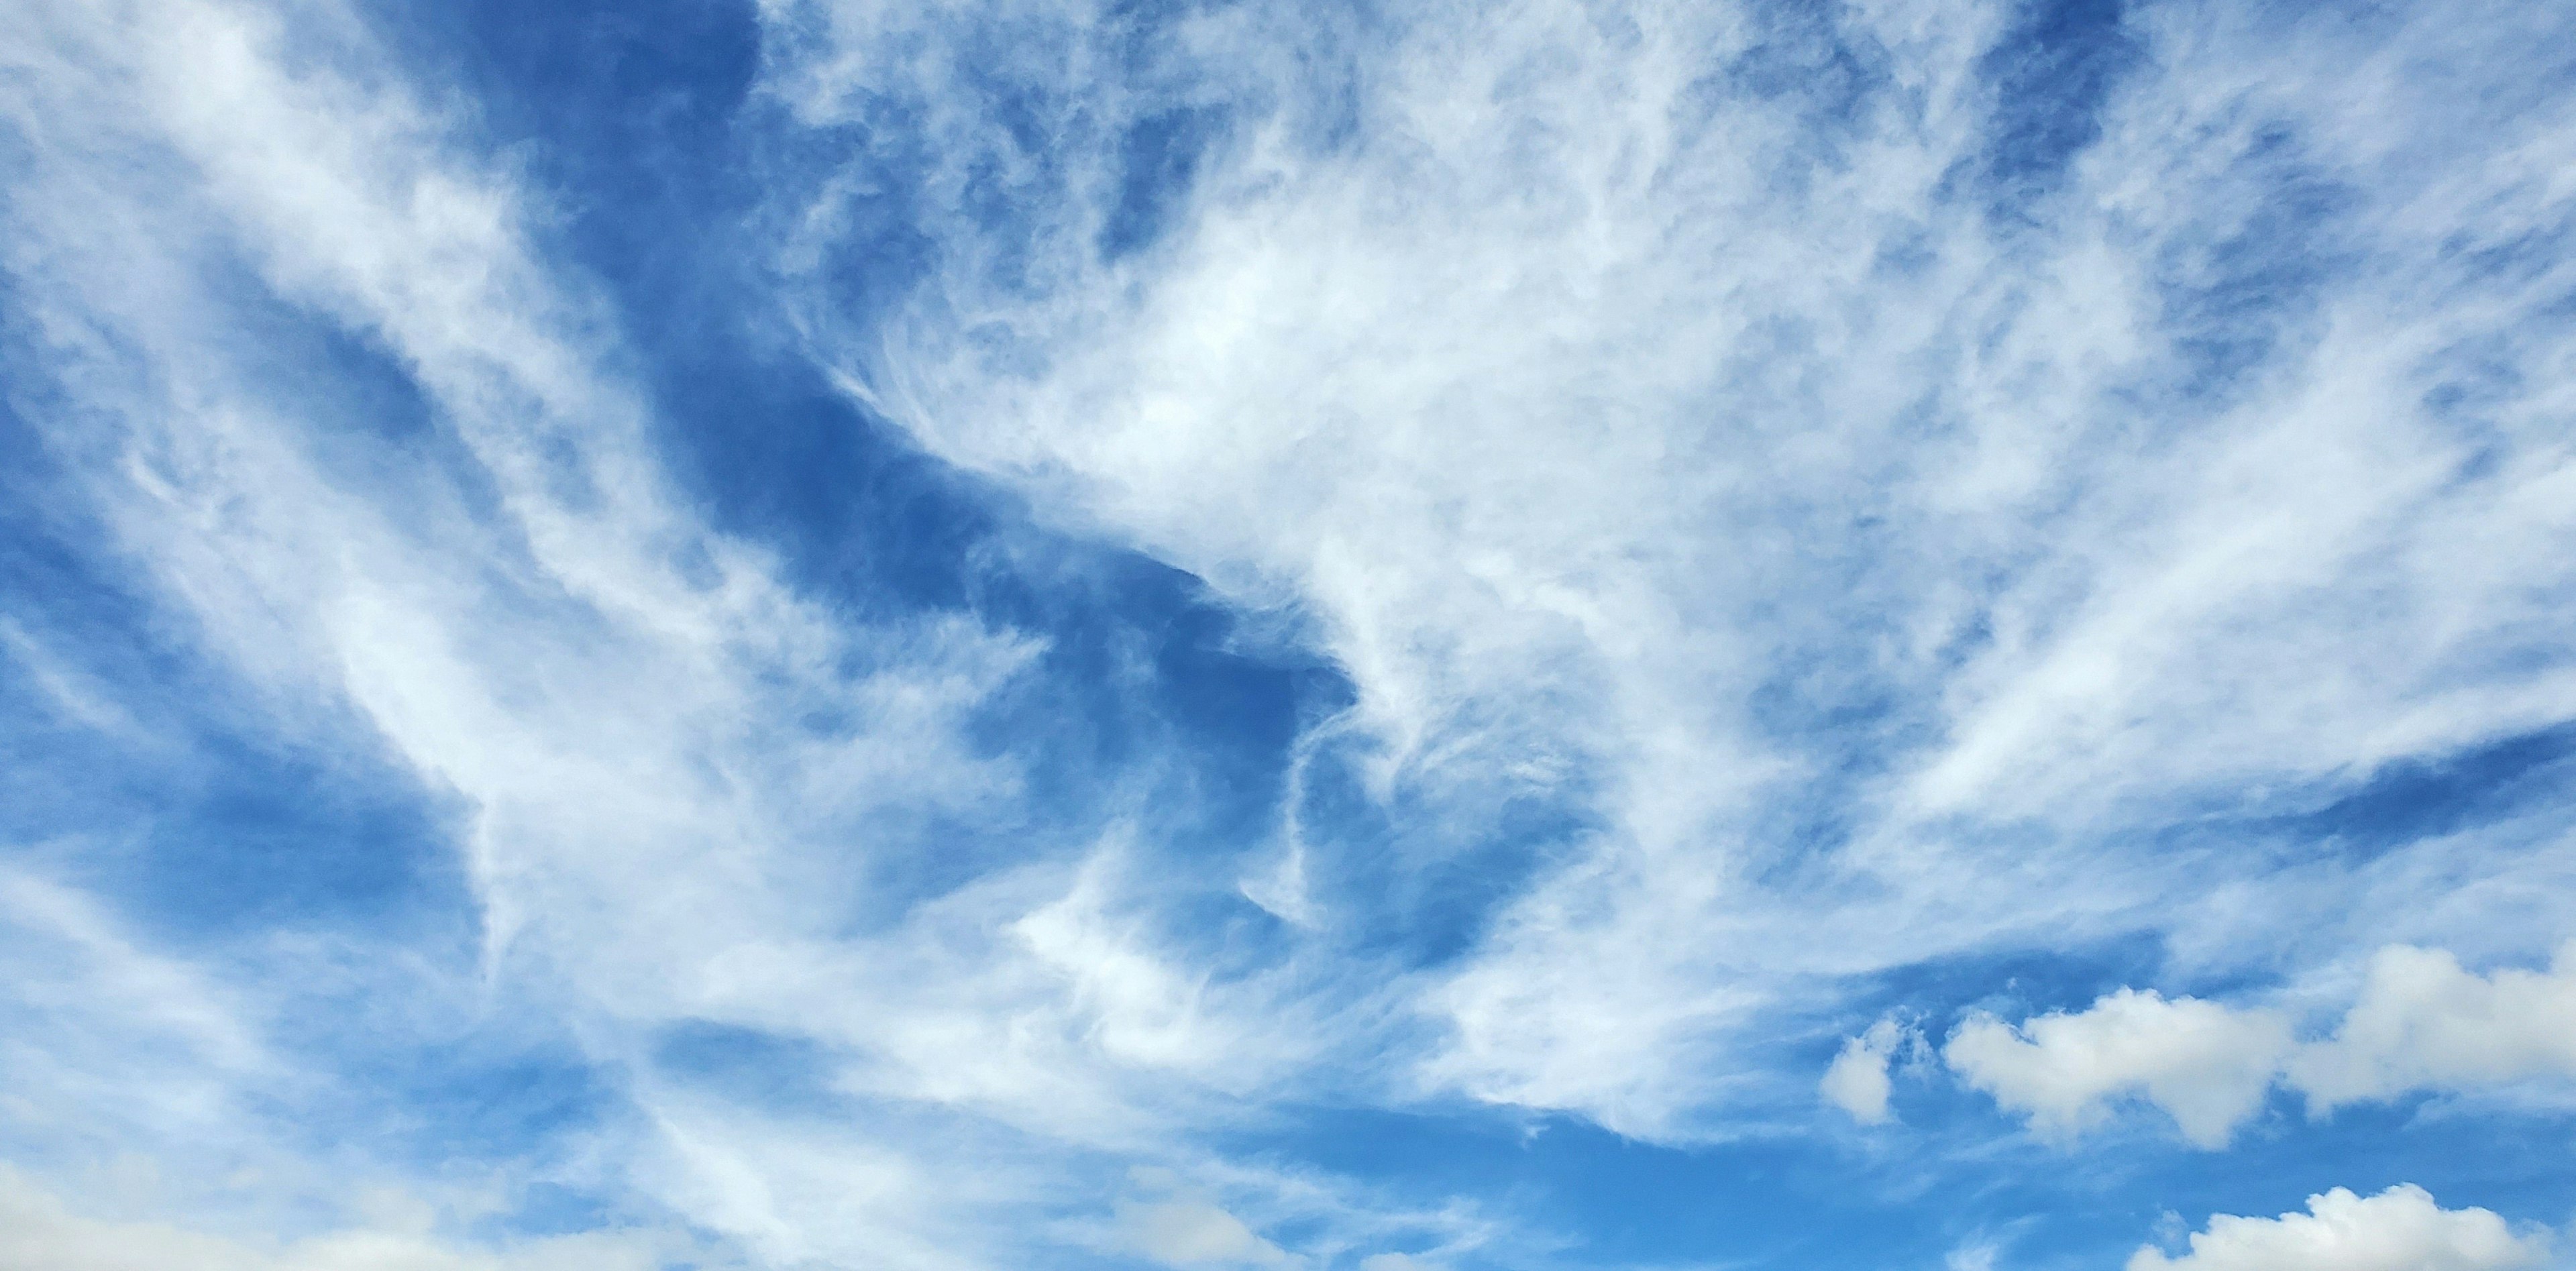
2127 1184 2550 1271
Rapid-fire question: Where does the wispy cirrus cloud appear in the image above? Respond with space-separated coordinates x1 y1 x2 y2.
5 0 2575 1266
0 1164 706 1271
767 0 2576 1138
4 0 1484 1264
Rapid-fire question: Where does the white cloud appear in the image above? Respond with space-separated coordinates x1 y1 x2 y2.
1 2 1521 1266
2127 1185 2547 1271
2290 942 2576 1109
0 868 266 1165
767 0 2576 1138
1943 991 2292 1148
9 0 2576 1264
1950 943 2576 1143
1821 1019 1910 1125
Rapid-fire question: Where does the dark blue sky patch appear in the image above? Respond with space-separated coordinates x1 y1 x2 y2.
120 734 474 941
2151 127 2361 404
470 1179 625 1241
650 1020 846 1116
775 120 945 337
1678 0 1890 199
961 547 1321 824
1277 742 1597 971
1100 107 1225 260
2267 722 2576 863
1854 930 2173 1019
658 366 1002 619
1212 1101 2179 1271
238 302 448 454
310 1044 619 1170
384 0 787 435
1974 0 2140 213
388 0 760 201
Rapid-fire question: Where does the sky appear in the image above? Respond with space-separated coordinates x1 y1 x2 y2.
2 0 2574 1268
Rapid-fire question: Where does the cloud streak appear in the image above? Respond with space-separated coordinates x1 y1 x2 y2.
5 0 1453 1264
4 0 2574 1266
771 0 2576 1138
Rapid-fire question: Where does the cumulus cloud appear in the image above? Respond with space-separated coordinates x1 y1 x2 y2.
1945 991 2292 1148
1822 1019 1911 1125
2290 942 2576 1110
2127 1185 2547 1271
1950 944 2576 1143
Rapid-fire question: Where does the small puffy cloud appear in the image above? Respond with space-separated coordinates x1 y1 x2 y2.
2290 943 2576 1109
2127 1184 2547 1271
1821 1019 1909 1125
1944 989 2292 1148
1119 1199 1293 1268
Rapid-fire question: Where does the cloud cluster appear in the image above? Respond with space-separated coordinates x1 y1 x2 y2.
2128 1185 2548 1271
1947 990 2290 1148
2292 944 2576 1110
1943 943 2576 1144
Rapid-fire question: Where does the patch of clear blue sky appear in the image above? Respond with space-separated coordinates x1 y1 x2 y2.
6 0 2575 1265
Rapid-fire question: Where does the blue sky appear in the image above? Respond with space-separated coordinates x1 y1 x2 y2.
3 0 2575 1268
